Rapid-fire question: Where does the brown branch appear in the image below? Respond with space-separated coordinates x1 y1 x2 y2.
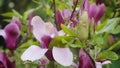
53 0 60 30
70 0 79 20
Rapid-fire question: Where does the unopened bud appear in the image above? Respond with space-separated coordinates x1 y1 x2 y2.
75 11 88 40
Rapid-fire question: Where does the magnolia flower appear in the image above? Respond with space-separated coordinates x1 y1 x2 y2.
82 0 105 25
89 3 105 24
21 16 73 66
0 51 15 68
79 49 95 68
0 17 21 50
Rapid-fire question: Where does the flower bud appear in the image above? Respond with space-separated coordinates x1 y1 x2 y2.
75 11 88 40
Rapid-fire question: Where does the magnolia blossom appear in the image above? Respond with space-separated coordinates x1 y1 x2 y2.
0 17 21 50
21 16 73 66
0 51 15 68
82 0 105 24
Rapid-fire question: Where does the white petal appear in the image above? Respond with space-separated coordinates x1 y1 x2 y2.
21 45 48 62
96 62 102 68
31 16 48 42
52 46 73 66
0 30 6 39
102 60 111 65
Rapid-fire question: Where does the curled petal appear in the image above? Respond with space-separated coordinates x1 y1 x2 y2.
79 49 95 68
21 45 48 62
53 47 73 66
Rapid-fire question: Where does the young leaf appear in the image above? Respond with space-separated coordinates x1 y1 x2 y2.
97 18 120 34
1 12 18 17
49 36 74 49
61 24 76 36
96 50 119 60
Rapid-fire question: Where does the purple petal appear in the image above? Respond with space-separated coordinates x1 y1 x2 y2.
94 3 105 24
5 56 15 68
89 3 97 20
28 12 34 33
41 35 52 48
45 50 54 61
0 52 7 68
11 17 22 30
4 23 20 50
81 0 90 11
79 49 95 68
52 47 73 66
62 9 71 20
55 10 65 25
21 45 48 62
0 51 15 68
29 11 34 24
70 19 78 28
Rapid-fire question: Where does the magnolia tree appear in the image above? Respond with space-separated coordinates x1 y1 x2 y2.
0 0 120 68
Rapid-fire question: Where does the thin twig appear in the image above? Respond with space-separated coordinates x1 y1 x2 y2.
53 0 60 30
70 0 79 20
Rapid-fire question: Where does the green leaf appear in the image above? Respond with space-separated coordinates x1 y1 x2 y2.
49 36 74 49
97 18 120 34
12 9 22 18
110 26 120 34
1 12 18 17
61 24 76 36
96 50 119 60
19 39 39 49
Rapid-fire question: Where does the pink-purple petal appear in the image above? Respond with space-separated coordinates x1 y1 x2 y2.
11 17 22 30
94 3 105 24
4 23 20 50
21 45 48 62
55 10 65 25
52 47 73 66
0 51 15 68
81 0 90 11
79 49 95 68
89 3 97 19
